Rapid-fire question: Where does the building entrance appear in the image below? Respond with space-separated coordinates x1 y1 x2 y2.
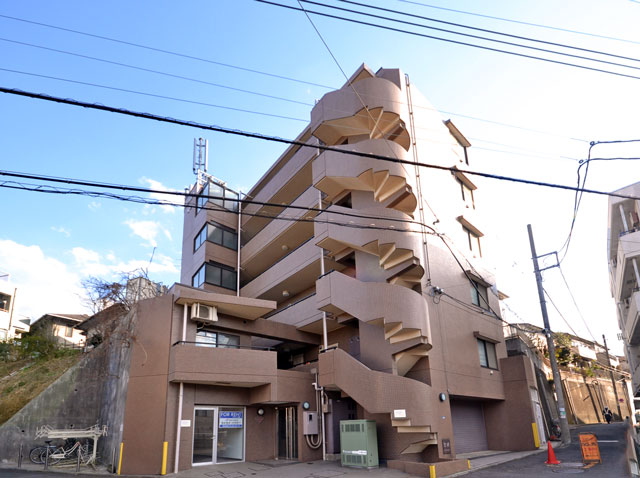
193 407 245 465
277 406 298 460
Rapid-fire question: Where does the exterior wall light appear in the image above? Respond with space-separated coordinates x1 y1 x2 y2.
302 401 311 410
257 408 265 416
439 393 447 402
282 290 290 297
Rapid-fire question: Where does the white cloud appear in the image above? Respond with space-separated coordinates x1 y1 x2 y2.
140 177 182 214
51 226 70 237
88 201 101 211
71 247 111 276
0 240 87 319
124 219 172 247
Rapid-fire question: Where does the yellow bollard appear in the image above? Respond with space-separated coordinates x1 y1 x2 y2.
117 442 123 475
531 423 540 448
467 459 471 469
161 441 168 475
429 464 436 478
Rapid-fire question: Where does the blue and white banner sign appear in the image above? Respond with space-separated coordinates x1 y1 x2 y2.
219 411 243 428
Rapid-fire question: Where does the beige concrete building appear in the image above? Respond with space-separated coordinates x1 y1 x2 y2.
608 182 640 412
29 313 88 346
119 64 541 475
0 275 29 340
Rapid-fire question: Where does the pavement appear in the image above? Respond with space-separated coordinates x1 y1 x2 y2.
0 422 632 478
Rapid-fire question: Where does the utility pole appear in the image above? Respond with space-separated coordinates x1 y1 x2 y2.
602 334 623 420
527 224 571 444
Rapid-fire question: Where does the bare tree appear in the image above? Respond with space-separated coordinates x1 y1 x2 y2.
82 269 167 314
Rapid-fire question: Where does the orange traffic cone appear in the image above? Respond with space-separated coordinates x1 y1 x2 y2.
545 442 561 465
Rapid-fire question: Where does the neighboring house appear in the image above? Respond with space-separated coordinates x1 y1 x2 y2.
0 273 28 340
114 64 542 475
29 313 89 346
504 323 632 424
608 181 640 426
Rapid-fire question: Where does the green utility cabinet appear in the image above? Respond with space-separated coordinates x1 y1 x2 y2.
340 419 379 468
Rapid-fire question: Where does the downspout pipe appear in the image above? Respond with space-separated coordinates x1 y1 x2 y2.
174 304 188 473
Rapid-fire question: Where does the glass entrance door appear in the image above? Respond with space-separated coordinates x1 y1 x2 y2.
193 407 218 465
277 406 298 460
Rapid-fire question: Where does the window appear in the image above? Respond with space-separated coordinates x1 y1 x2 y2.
457 179 475 209
65 326 73 338
192 262 237 291
194 222 238 252
196 330 240 348
195 181 239 215
463 226 482 257
470 280 489 310
0 293 11 312
477 339 498 369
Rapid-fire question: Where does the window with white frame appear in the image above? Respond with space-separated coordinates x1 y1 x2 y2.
477 338 498 369
0 292 11 312
195 181 239 214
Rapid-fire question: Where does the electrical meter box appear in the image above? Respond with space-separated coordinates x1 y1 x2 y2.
340 419 378 468
303 411 318 435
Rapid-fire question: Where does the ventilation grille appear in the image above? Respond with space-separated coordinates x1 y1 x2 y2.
342 423 362 433
344 454 365 465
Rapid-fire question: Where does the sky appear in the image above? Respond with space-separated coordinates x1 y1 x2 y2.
0 0 639 354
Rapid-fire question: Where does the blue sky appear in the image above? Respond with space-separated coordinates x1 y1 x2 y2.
1 0 639 353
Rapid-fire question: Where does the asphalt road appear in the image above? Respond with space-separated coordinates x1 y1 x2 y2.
465 422 630 477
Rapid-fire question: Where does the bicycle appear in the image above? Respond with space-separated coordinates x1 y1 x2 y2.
29 439 93 465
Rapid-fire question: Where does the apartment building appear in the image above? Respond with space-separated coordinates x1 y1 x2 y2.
608 182 640 403
118 64 541 475
0 275 29 340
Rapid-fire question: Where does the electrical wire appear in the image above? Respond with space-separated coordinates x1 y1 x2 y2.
3 86 640 203
558 266 597 344
337 0 640 64
0 67 309 123
0 37 314 107
0 13 333 89
543 287 580 337
304 0 640 70
394 0 640 47
256 0 640 82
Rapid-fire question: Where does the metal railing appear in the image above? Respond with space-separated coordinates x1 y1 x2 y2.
171 341 274 351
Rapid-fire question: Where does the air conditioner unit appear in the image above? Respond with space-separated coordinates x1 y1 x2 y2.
191 303 218 322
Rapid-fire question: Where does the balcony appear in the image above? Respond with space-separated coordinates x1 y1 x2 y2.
240 187 317 278
264 293 321 328
316 271 431 346
625 291 640 346
169 342 277 387
614 230 640 301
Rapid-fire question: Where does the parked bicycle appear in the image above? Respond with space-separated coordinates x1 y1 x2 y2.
29 438 93 465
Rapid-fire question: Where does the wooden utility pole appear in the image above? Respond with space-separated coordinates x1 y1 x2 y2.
527 224 571 444
602 334 623 420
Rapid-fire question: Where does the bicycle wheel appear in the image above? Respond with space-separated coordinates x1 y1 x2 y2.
29 446 46 464
46 446 65 465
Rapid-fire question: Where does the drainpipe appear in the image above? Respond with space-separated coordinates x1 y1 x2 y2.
317 191 328 461
174 305 188 473
237 191 242 297
318 191 328 352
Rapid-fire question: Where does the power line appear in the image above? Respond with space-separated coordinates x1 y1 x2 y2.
3 86 640 203
0 13 333 90
543 287 580 337
307 0 640 70
394 0 640 47
256 0 640 82
0 16 591 143
0 37 314 107
0 68 309 122
558 265 597 344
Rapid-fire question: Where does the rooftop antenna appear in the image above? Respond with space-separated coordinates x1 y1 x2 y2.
193 138 208 185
